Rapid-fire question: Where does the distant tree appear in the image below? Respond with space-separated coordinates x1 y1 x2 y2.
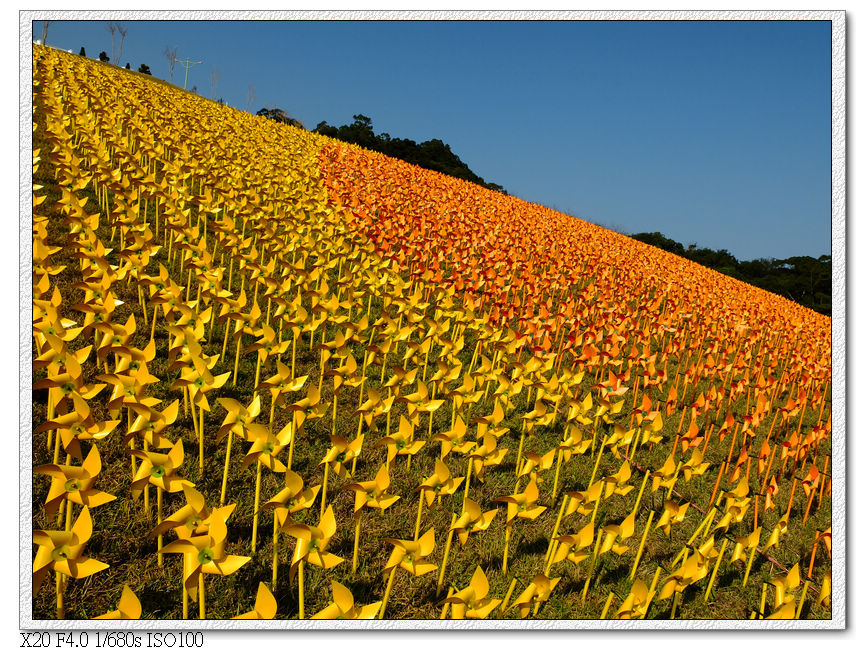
78 46 86 57
191 85 198 94
313 114 505 193
164 45 178 82
256 107 303 128
99 51 110 62
138 63 152 75
125 63 130 69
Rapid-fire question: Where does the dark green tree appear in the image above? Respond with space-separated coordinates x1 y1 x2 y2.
78 47 86 57
138 63 152 75
98 51 110 62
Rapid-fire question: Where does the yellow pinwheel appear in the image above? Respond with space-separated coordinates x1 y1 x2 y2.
384 527 438 578
33 507 110 617
431 414 474 458
613 577 654 619
283 505 344 577
320 434 364 480
34 444 116 516
564 480 604 517
599 510 637 555
161 507 251 618
601 459 635 499
93 585 141 620
497 476 546 574
377 415 426 466
283 505 344 619
344 462 401 516
550 520 595 569
443 564 501 620
509 573 561 619
380 527 438 619
34 392 119 462
656 500 690 536
311 580 382 620
233 582 278 619
769 562 802 612
681 447 711 481
130 439 193 498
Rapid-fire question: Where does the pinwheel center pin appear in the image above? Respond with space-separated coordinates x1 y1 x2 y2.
52 545 71 561
150 465 166 479
194 378 205 388
61 382 75 395
396 440 406 450
336 452 346 462
130 361 141 371
185 515 202 530
71 423 85 434
262 442 275 455
197 548 215 564
64 478 82 492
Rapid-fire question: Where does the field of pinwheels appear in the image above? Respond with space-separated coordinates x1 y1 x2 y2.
31 44 833 622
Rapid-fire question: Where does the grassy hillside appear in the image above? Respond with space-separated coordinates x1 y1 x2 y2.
30 44 832 623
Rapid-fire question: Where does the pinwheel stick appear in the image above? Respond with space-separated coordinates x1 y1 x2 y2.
414 494 424 541
494 577 516 615
199 573 206 620
758 582 768 618
795 579 810 619
743 543 760 587
272 514 279 589
502 523 512 574
601 591 616 619
704 538 728 602
581 531 603 603
198 403 205 473
629 510 655 581
251 462 262 552
440 586 455 619
544 495 571 571
220 430 233 507
379 567 398 620
287 415 297 472
670 590 681 619
320 462 330 519
298 559 305 619
551 449 563 498
157 486 164 567
352 512 362 575
182 556 189 619
56 573 65 619
436 514 457 596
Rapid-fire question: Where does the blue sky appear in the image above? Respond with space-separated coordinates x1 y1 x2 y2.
31 17 831 261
